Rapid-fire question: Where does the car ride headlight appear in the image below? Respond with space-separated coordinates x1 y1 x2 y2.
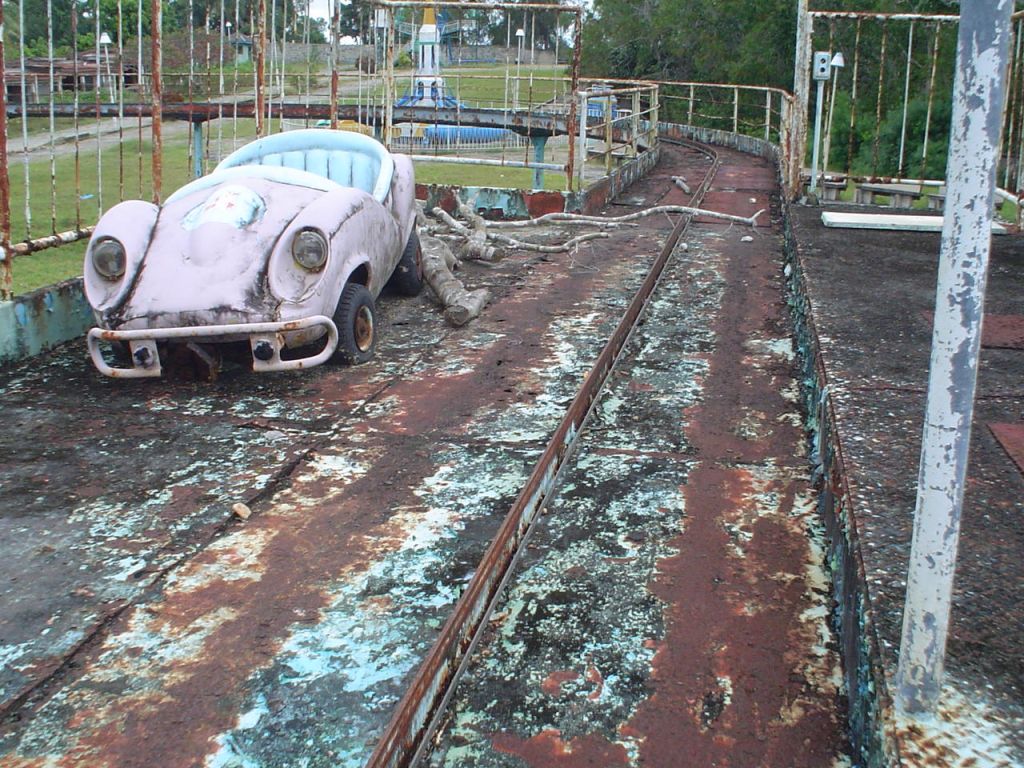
292 229 328 271
91 237 127 280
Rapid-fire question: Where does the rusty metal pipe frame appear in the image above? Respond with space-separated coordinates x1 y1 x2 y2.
375 0 579 11
365 138 720 768
809 11 958 23
9 227 95 256
151 0 163 204
0 0 12 299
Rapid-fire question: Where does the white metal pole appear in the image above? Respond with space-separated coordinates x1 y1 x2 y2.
895 0 1015 715
577 91 587 187
809 78 824 193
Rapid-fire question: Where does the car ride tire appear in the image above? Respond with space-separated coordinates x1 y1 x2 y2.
387 229 424 297
332 282 377 365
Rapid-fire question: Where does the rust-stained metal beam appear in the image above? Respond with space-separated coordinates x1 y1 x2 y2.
566 10 582 190
809 10 958 22
330 0 339 131
375 0 579 10
365 138 719 768
151 0 163 204
9 227 95 256
0 0 11 300
255 0 266 136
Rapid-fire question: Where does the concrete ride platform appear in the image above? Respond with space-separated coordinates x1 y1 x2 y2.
0 141 1020 768
789 203 1024 766
0 143 851 767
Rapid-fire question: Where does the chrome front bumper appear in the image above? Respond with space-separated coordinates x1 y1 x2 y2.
87 315 339 378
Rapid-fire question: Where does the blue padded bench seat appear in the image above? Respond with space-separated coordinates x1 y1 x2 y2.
213 128 395 203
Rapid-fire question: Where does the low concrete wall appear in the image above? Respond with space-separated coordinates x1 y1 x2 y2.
416 144 660 219
0 278 92 369
782 205 897 768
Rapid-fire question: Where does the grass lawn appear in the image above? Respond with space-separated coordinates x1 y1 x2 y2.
414 160 566 191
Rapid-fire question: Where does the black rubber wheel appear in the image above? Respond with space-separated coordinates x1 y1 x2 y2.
386 229 424 297
332 282 377 365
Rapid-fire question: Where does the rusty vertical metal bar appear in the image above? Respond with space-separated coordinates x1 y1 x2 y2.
918 24 941 183
896 0 1014 716
232 0 240 148
1013 18 1024 203
18 0 31 239
331 0 340 131
1000 18 1022 191
137 0 144 197
1015 22 1024 222
650 83 658 148
764 89 772 141
216 0 225 161
255 0 266 136
46 0 57 234
95 0 104 217
732 85 739 133
117 0 125 201
780 92 792 183
791 0 812 198
565 9 581 189
605 95 613 177
279 0 289 133
898 21 915 177
203 9 213 163
151 0 163 204
845 19 862 177
72 5 82 227
687 83 694 124
269 0 277 131
632 89 641 157
383 5 393 143
187 0 195 171
871 21 888 176
0 0 12 299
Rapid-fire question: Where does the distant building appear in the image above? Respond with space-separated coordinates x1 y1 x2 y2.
3 55 139 102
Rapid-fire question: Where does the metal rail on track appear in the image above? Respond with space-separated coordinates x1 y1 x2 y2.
366 138 722 768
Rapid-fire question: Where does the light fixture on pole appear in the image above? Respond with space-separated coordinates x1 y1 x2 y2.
808 50 830 195
99 32 116 103
820 51 845 189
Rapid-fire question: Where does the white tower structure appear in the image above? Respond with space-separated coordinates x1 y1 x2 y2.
410 8 446 106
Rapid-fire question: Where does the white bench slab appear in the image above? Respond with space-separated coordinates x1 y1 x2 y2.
822 211 1008 235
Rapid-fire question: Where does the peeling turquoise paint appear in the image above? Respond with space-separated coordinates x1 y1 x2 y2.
0 278 93 367
782 199 897 768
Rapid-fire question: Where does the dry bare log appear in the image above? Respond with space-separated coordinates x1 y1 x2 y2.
420 232 491 326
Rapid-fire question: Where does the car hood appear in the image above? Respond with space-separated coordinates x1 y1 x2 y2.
115 178 325 328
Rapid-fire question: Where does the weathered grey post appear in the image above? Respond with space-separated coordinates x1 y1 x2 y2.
895 0 1014 715
790 0 812 198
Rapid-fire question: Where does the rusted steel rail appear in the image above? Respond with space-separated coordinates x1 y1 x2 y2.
6 103 577 138
366 138 721 768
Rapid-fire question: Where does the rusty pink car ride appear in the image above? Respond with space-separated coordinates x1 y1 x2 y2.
84 129 422 378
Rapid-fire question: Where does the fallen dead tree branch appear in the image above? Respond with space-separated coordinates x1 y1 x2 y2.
414 197 761 327
484 204 763 229
420 231 490 326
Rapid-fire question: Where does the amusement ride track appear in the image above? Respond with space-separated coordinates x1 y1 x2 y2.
0 138 847 768
368 138 723 767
